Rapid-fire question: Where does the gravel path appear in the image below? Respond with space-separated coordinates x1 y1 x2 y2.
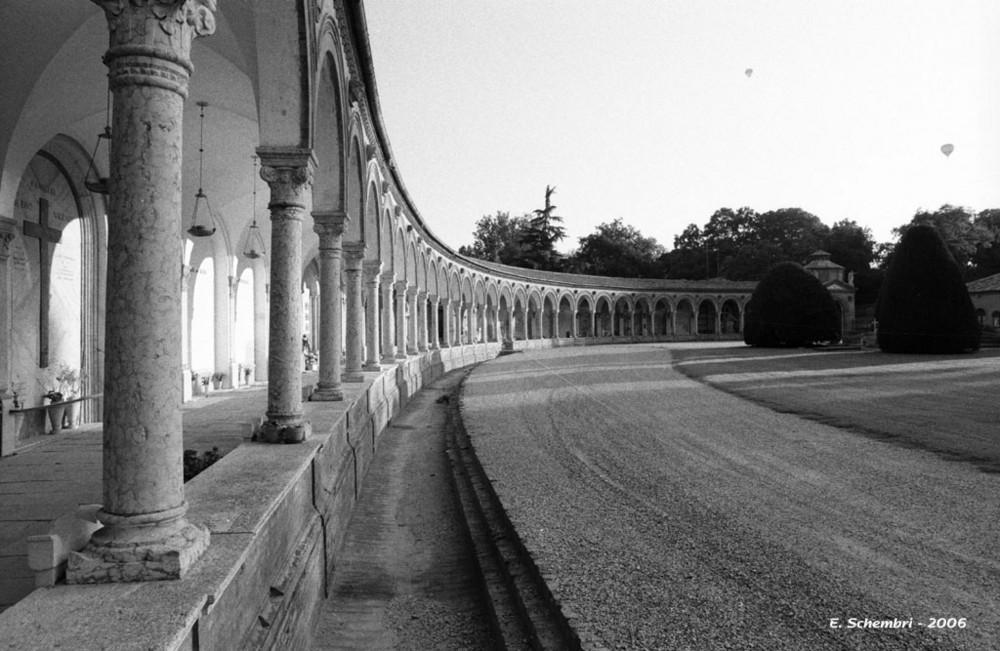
461 344 998 650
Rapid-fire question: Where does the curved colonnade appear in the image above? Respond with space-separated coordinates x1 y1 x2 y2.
0 0 755 645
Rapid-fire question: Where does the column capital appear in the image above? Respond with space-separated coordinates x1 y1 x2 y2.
426 293 439 304
258 147 315 211
312 211 348 244
394 280 409 293
363 260 383 284
93 0 216 95
343 242 365 270
380 271 396 286
406 286 421 298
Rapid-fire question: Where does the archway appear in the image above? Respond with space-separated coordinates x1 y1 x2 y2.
697 300 717 335
721 299 741 334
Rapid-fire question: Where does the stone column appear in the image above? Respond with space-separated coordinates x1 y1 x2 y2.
363 261 382 371
310 212 345 401
68 0 216 583
342 244 365 382
256 149 315 443
253 262 268 381
0 221 14 455
440 298 451 347
714 309 722 338
380 273 396 363
180 264 193 402
416 291 428 352
570 310 578 338
394 280 408 358
426 295 439 349
406 287 419 354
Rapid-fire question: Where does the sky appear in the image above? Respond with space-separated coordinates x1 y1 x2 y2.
365 1 1000 254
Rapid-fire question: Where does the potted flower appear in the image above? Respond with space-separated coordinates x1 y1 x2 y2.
56 363 84 429
42 387 65 434
211 372 226 390
199 371 211 394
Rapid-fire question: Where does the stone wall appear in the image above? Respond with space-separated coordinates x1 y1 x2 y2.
0 343 500 650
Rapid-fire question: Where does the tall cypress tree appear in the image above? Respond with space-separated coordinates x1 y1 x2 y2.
876 224 980 353
744 262 840 347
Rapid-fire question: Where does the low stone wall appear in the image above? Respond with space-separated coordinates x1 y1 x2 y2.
0 334 731 649
0 343 500 651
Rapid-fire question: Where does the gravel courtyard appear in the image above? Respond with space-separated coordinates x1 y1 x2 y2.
461 343 998 650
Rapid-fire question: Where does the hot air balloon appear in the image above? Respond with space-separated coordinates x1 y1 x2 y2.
940 143 954 157
745 68 753 78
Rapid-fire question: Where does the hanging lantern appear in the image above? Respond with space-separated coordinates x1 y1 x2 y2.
243 154 266 259
187 101 216 237
84 91 111 194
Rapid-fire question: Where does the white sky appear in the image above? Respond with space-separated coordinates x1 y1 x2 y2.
365 1 1000 253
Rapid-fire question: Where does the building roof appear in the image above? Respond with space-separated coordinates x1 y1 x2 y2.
966 272 1000 294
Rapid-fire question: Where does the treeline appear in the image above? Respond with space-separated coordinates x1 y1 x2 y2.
458 189 1000 306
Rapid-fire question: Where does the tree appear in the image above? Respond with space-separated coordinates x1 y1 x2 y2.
972 208 1000 279
569 218 665 278
876 224 980 353
458 211 529 265
518 185 567 271
824 219 876 273
662 223 708 279
893 205 991 276
744 262 841 347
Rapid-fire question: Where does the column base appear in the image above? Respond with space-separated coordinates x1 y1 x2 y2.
342 370 365 383
406 346 418 355
256 418 312 443
363 362 382 372
380 355 397 365
311 383 343 401
67 516 209 584
395 352 408 360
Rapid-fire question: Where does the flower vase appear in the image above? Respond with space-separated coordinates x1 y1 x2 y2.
63 401 78 429
46 402 66 434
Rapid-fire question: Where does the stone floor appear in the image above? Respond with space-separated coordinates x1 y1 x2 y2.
0 383 268 612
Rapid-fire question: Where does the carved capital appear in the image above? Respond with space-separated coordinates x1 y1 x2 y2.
381 272 396 288
342 243 366 271
258 148 315 212
362 261 383 285
394 280 409 293
94 0 216 94
312 211 347 246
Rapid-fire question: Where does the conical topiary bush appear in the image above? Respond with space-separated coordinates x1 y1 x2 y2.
876 224 980 353
744 261 841 347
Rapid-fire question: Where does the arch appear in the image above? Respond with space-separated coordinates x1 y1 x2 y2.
380 208 394 273
721 298 741 334
311 52 346 213
575 294 594 337
557 294 575 338
697 298 718 335
675 298 696 335
363 178 381 260
653 297 672 336
344 127 365 242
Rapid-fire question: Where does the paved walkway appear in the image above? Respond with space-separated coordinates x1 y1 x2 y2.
311 369 496 650
0 383 267 612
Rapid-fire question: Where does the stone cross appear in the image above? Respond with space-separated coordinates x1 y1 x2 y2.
22 198 61 367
